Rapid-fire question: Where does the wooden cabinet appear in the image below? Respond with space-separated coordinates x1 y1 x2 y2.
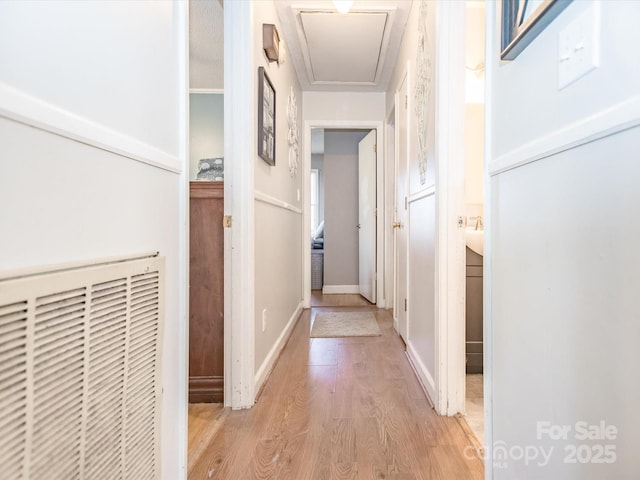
465 247 483 374
189 182 224 403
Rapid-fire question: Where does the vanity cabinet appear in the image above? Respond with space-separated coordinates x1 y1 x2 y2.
189 182 224 402
466 247 483 374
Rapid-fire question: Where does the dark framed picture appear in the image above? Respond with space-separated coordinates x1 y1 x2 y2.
501 0 571 60
258 66 276 166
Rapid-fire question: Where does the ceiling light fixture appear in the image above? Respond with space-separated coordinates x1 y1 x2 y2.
332 0 354 14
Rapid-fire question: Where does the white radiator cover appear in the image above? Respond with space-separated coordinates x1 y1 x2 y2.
0 255 164 480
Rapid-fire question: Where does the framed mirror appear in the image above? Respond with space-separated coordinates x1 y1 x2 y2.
501 0 572 60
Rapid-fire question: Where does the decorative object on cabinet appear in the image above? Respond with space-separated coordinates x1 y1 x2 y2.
196 157 224 181
189 182 224 402
258 67 276 166
501 0 571 60
287 86 299 177
263 24 280 63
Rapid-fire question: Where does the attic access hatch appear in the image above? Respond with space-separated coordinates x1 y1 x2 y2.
299 11 388 85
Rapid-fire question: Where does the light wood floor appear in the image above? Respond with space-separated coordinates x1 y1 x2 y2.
188 306 484 480
188 403 226 475
310 291 373 307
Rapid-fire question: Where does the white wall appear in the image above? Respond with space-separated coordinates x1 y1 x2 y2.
323 130 368 288
487 1 640 478
386 1 439 403
189 93 224 180
252 0 304 389
464 103 484 212
0 1 187 479
304 91 385 123
311 153 324 227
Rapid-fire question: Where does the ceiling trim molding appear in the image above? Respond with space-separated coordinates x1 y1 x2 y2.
275 1 410 92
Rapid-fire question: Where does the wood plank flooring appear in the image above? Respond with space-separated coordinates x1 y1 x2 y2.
189 307 484 480
310 291 373 307
188 403 226 475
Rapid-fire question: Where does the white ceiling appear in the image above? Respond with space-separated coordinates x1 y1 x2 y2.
189 0 224 90
275 1 411 92
189 0 411 92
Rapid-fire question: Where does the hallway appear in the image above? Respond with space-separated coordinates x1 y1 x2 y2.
189 306 483 479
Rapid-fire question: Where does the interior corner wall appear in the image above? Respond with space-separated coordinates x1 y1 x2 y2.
323 130 368 288
189 93 224 180
251 0 304 385
488 1 640 478
385 0 439 401
0 2 187 479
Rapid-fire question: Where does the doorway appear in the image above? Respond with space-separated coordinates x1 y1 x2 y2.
462 0 486 444
186 0 226 474
308 128 376 307
303 121 386 310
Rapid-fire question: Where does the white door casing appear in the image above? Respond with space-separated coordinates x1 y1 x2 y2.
395 73 409 340
358 130 377 303
303 120 385 309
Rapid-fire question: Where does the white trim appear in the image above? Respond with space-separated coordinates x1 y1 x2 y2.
434 0 467 417
484 1 496 477
488 94 640 176
302 126 312 308
406 341 436 405
407 185 436 204
0 251 158 282
224 0 255 409
189 88 224 94
302 120 386 310
0 82 182 174
176 2 190 480
384 106 396 317
322 285 360 295
254 302 303 394
176 2 190 478
254 190 303 214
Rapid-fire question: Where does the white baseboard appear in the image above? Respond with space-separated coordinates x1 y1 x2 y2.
254 301 303 395
406 340 438 412
322 284 359 294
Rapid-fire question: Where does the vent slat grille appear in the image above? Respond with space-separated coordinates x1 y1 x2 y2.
0 257 163 480
124 272 160 479
32 288 85 479
85 278 127 480
0 301 27 480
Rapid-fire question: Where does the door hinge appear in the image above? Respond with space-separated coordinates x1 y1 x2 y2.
374 143 377 154
404 196 408 210
404 298 407 312
405 95 408 109
374 208 377 218
223 215 232 228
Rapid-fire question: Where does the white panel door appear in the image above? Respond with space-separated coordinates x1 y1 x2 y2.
395 77 409 340
358 130 377 303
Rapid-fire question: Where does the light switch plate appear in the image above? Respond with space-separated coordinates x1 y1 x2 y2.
558 3 600 90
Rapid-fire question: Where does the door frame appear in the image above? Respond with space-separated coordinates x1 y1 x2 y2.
302 120 385 309
434 0 467 416
385 104 397 329
223 0 255 409
392 67 409 339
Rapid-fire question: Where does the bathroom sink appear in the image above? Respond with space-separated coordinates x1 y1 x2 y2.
466 229 484 256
